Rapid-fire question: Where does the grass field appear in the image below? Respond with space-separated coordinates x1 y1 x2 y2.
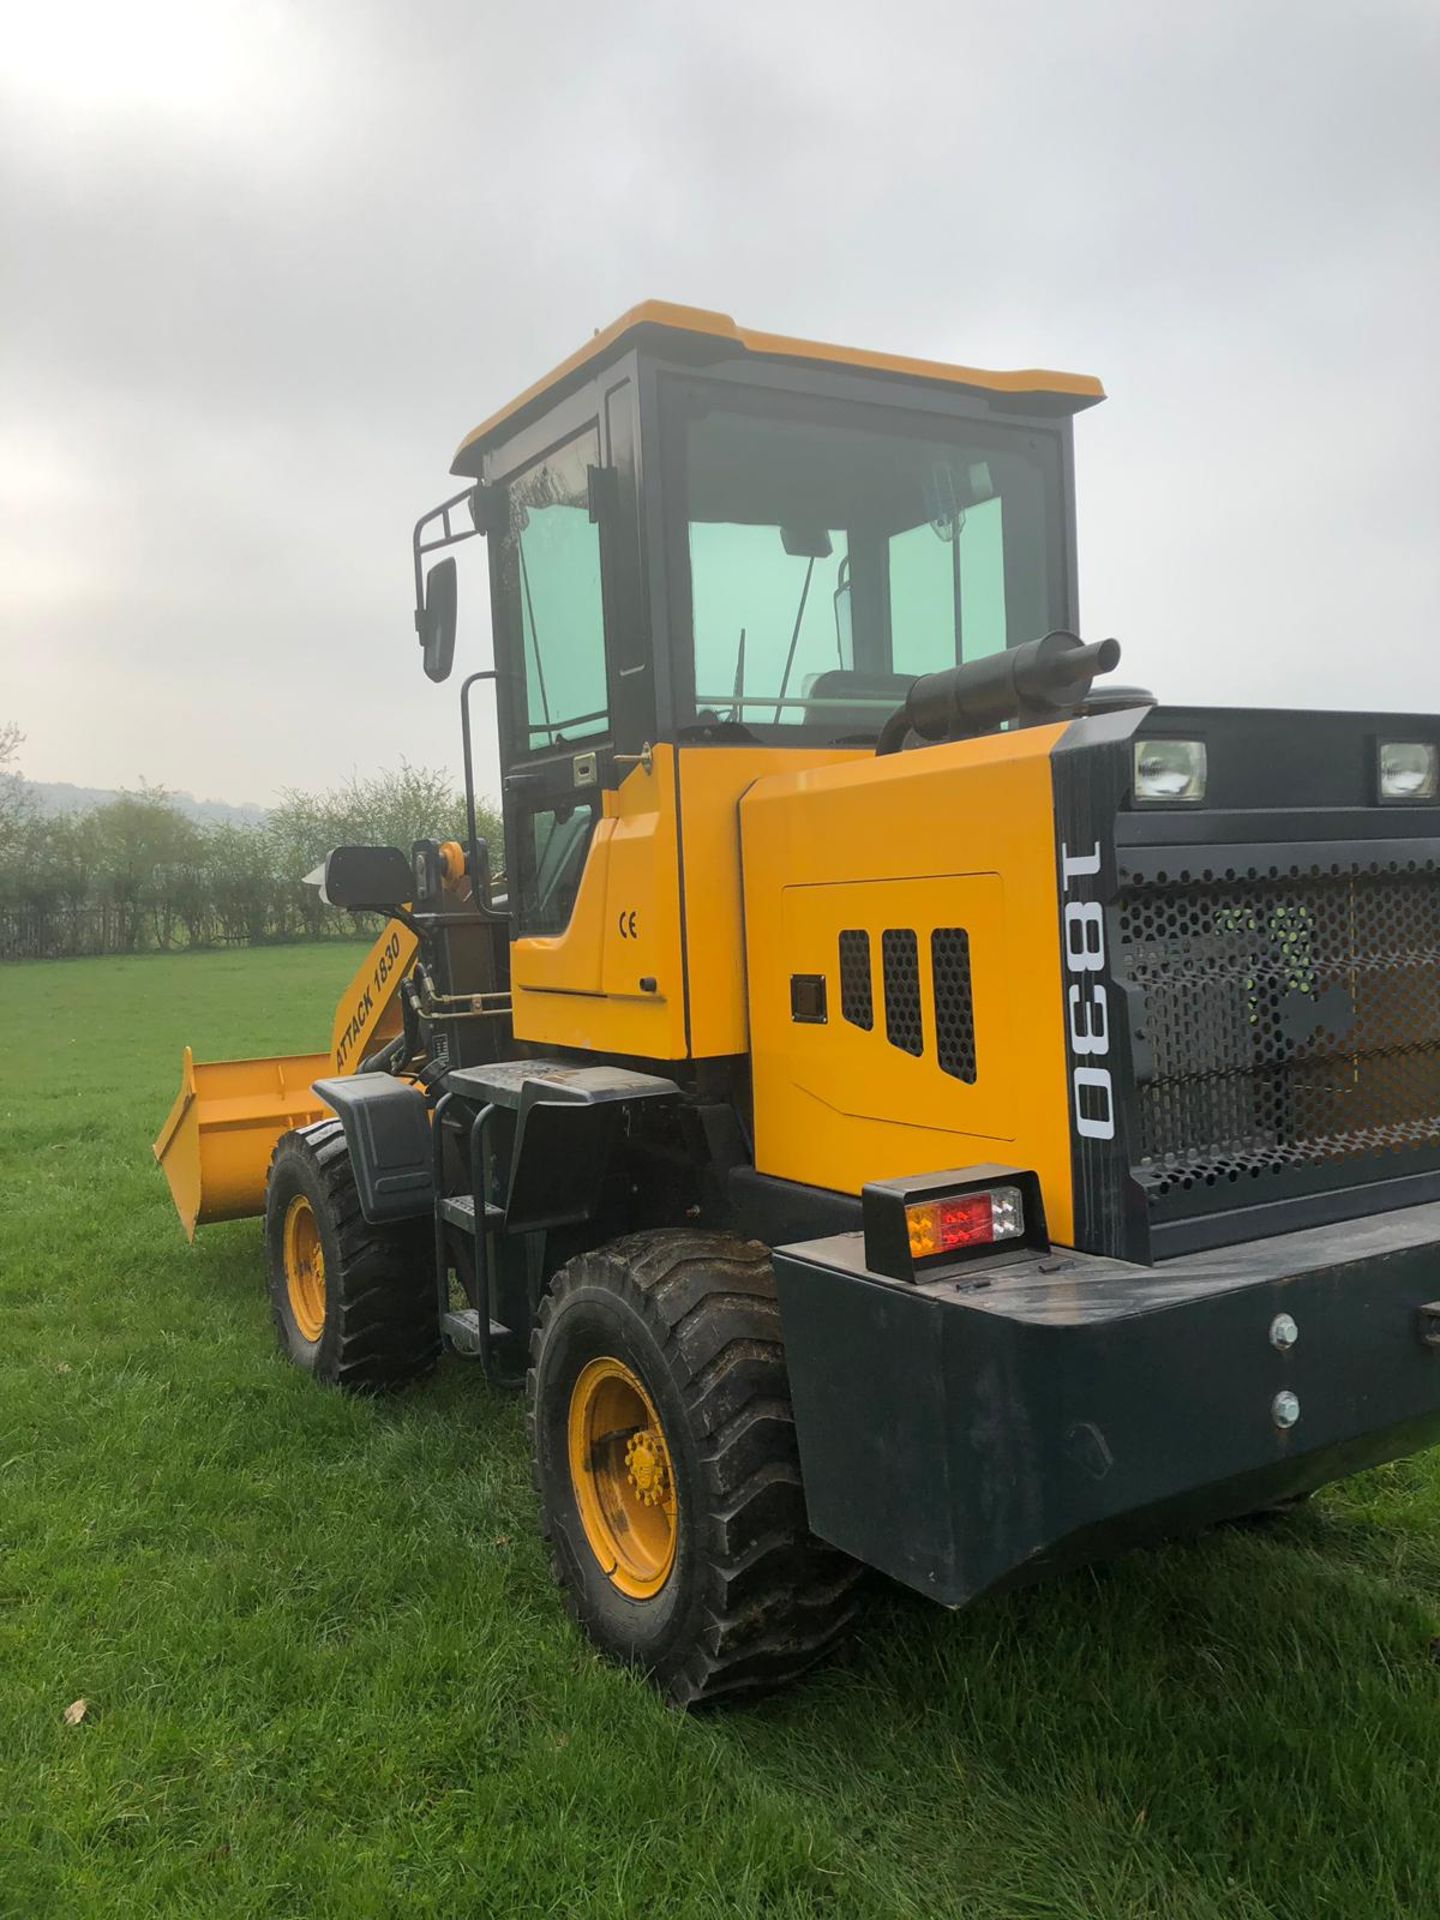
4 947 1440 1917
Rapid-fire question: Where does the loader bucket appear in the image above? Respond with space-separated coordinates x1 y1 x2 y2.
153 921 419 1239
153 1046 334 1241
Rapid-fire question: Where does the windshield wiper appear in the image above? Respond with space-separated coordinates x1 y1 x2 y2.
517 538 555 744
772 558 818 721
727 627 747 722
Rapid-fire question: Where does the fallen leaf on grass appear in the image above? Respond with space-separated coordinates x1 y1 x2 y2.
63 1699 89 1726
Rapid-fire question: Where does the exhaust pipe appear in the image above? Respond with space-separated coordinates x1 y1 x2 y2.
877 630 1122 755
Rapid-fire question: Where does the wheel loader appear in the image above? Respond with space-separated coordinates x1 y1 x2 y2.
156 300 1440 1704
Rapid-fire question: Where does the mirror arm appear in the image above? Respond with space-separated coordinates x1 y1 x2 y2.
412 487 492 634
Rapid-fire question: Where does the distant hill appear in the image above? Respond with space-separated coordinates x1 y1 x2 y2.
28 782 268 828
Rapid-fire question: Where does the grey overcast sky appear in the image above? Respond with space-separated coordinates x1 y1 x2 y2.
2 0 1436 808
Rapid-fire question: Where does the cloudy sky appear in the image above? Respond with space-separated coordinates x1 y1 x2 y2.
2 0 1436 809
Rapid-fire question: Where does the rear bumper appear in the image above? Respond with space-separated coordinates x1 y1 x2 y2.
773 1200 1440 1606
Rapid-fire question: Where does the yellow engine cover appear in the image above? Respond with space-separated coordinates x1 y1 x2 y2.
739 724 1076 1244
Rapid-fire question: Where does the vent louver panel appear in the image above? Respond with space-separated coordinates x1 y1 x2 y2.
882 929 924 1056
839 929 874 1030
932 928 977 1082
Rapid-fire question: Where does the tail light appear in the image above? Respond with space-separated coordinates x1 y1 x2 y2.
861 1166 1047 1282
906 1186 1024 1260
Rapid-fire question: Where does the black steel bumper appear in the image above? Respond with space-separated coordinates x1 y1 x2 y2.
773 1200 1440 1607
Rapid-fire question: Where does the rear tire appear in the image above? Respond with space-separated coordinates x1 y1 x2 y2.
528 1229 863 1706
264 1120 440 1392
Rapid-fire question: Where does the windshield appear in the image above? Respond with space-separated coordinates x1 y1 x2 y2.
673 388 1066 737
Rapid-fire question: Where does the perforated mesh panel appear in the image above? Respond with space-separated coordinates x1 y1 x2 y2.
1117 856 1440 1204
882 929 924 1055
932 928 977 1082
839 929 873 1030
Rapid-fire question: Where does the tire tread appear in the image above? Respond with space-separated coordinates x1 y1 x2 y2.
266 1119 440 1393
528 1227 863 1706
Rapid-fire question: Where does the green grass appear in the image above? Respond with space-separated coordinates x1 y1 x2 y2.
3 947 1440 1917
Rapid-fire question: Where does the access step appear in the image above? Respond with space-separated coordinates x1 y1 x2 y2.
440 1308 510 1357
438 1194 506 1234
444 1060 679 1110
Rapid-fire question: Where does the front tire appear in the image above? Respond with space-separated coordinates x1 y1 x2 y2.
528 1229 862 1706
264 1120 439 1392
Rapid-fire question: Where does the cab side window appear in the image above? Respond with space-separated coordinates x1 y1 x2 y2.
506 432 610 751
523 800 599 934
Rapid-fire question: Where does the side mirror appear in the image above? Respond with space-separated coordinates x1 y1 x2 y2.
417 555 458 684
322 844 414 911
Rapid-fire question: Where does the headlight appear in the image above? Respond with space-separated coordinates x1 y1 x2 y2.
1378 741 1438 803
1133 738 1207 804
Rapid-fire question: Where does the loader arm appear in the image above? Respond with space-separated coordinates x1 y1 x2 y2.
327 921 419 1072
154 920 420 1239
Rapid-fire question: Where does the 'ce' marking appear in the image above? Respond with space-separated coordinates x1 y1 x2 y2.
617 910 638 939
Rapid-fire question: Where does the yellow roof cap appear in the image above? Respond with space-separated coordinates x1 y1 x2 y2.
451 300 1105 472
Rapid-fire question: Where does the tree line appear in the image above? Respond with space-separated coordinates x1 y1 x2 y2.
0 727 502 961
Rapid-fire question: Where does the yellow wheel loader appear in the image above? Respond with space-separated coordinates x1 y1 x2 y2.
157 301 1440 1704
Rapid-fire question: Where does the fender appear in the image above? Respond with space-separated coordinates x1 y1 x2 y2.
312 1073 434 1224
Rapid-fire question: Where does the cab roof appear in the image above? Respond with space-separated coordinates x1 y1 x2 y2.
450 299 1105 475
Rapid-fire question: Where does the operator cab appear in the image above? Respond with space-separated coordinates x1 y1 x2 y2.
413 301 1103 1062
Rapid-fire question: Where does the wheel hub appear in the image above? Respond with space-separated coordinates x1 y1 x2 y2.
567 1355 678 1599
624 1427 672 1507
282 1193 326 1343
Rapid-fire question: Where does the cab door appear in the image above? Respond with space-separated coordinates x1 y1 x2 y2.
489 401 687 1060
494 422 613 956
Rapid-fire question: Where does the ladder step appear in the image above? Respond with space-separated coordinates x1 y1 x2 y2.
441 1308 510 1356
439 1194 506 1234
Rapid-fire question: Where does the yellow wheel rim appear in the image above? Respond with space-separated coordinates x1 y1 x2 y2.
567 1356 678 1599
282 1193 326 1343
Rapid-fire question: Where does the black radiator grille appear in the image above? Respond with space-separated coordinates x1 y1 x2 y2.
1116 858 1440 1203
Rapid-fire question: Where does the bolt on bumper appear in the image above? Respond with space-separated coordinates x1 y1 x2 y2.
774 1198 1440 1608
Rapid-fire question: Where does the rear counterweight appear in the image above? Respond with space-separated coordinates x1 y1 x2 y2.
774 1199 1440 1606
